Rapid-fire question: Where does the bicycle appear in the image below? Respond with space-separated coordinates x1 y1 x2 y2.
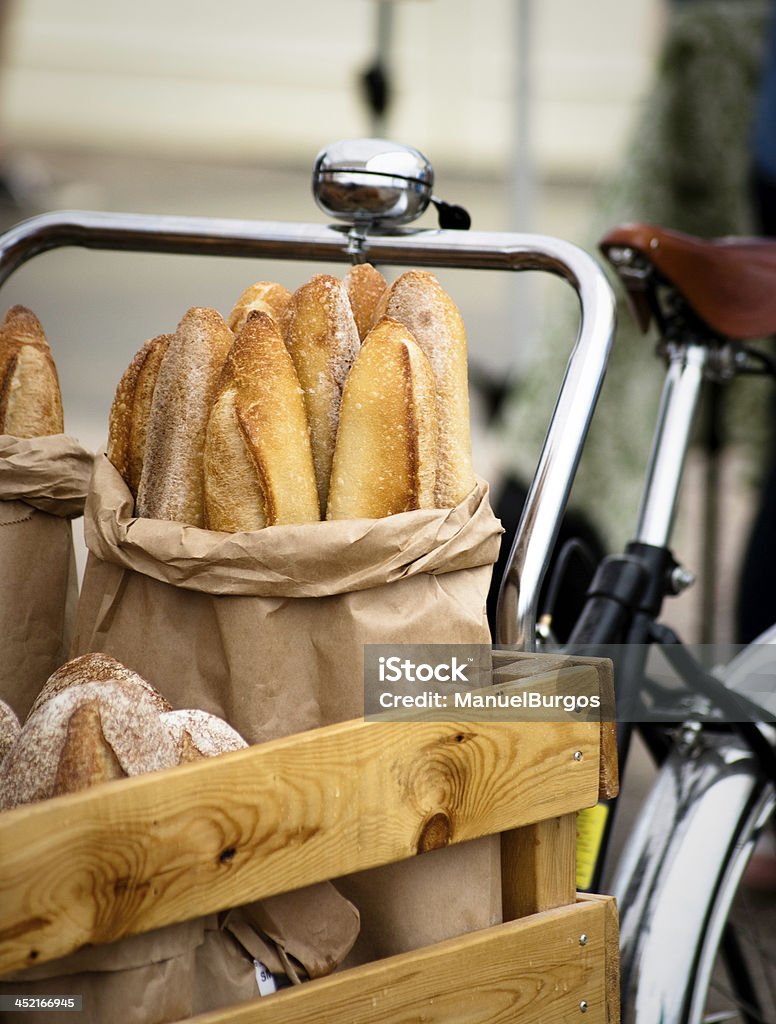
496 222 776 1024
3 141 775 1021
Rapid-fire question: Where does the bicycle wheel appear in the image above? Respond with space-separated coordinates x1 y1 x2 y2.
614 635 776 1023
689 782 776 1023
693 633 776 1024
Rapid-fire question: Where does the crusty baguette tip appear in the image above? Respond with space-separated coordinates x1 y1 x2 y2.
327 316 438 520
204 311 319 532
282 274 361 514
374 270 475 507
136 307 234 526
228 280 293 335
107 333 172 495
0 304 64 438
344 262 388 341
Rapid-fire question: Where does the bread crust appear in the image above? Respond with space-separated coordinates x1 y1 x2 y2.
28 652 172 721
136 307 234 526
204 311 319 532
0 305 64 437
374 271 475 507
281 275 360 514
0 680 178 810
327 316 438 520
0 699 20 765
161 708 247 762
0 656 247 810
343 263 387 340
107 334 172 495
228 280 293 334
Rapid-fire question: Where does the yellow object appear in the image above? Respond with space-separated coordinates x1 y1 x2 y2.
577 803 610 890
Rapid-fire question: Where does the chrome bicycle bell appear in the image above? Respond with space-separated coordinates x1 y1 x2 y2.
312 138 470 231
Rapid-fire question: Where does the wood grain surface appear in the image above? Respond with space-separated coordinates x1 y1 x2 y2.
501 813 578 920
492 650 619 799
0 713 601 975
186 898 616 1024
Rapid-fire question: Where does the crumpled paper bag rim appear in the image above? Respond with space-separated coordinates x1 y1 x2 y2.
0 434 94 518
84 454 503 598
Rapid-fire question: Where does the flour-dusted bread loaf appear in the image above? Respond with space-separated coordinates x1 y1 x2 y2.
281 275 361 514
228 280 293 335
0 305 64 437
161 708 248 763
0 699 20 765
107 333 172 496
374 270 475 507
27 652 172 721
136 307 234 527
0 679 178 810
204 312 319 532
343 263 387 341
327 316 438 520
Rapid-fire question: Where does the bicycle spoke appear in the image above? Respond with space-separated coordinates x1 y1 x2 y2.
722 920 764 1024
703 886 776 1024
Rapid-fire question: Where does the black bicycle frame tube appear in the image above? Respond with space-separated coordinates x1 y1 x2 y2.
569 340 709 891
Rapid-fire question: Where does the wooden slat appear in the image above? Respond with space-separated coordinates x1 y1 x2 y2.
580 894 621 1024
492 651 619 799
0 715 600 976
188 898 615 1024
598 721 619 800
501 813 578 920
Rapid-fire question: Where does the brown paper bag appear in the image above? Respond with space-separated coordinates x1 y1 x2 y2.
0 919 207 1024
74 454 504 965
0 435 93 719
192 887 362 1013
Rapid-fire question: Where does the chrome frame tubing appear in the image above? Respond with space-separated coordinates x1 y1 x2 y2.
634 343 709 550
0 209 617 652
613 727 775 1023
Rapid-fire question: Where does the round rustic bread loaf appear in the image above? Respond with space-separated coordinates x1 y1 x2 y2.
0 680 178 810
27 652 172 721
161 708 248 762
0 698 20 765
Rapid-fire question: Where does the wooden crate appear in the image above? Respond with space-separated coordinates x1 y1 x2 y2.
0 651 619 1023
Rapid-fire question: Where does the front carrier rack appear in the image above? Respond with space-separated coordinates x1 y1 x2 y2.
0 198 616 650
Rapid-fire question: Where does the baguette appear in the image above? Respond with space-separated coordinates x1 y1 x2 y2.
281 274 360 514
374 270 475 507
343 262 387 340
0 305 64 437
136 307 234 526
107 333 172 495
204 311 319 532
327 316 438 519
228 280 293 334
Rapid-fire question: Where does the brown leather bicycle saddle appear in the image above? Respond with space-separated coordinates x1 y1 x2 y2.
600 223 776 340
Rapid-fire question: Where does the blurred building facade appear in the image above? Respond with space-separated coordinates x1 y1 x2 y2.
0 0 660 179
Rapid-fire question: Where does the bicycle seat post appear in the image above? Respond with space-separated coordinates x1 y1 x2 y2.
634 342 708 551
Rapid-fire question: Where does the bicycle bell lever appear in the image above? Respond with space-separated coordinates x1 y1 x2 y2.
430 196 471 230
312 138 470 251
